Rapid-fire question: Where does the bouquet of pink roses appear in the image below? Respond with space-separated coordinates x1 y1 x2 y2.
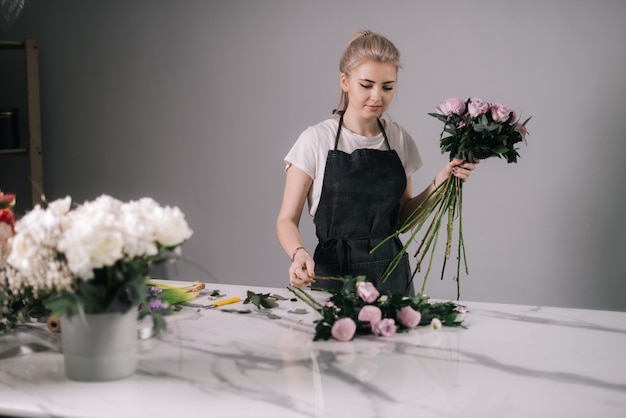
289 276 464 342
373 97 531 299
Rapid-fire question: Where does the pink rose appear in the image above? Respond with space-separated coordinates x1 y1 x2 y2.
358 305 382 324
331 318 357 342
491 103 515 122
356 281 380 303
372 318 396 337
396 306 421 328
435 97 466 116
467 98 489 117
515 122 529 137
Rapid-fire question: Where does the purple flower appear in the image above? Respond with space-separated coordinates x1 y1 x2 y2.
148 286 161 299
356 281 380 303
358 305 382 324
396 306 421 328
372 318 396 337
149 299 166 312
331 318 357 342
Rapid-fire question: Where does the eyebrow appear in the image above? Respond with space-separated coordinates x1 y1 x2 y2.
359 78 396 85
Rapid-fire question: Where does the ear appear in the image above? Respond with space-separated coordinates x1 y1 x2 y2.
340 73 349 92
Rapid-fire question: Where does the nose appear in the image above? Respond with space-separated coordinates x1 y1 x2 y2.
370 86 382 102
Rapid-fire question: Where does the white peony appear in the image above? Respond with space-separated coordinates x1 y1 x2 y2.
152 206 193 247
4 193 192 292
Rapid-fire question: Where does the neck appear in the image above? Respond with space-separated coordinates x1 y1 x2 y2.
341 111 382 137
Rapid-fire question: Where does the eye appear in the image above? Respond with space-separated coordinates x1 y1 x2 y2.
360 84 373 89
383 86 394 91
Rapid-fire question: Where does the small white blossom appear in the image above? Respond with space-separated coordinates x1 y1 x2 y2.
430 318 442 331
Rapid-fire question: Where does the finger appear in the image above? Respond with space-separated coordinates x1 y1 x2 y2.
290 274 312 287
295 264 314 282
452 167 471 181
304 259 316 279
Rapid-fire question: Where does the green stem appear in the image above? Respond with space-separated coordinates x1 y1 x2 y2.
370 179 447 256
419 215 442 294
287 286 324 312
456 180 468 300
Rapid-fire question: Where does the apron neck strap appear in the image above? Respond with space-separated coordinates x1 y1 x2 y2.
334 111 391 151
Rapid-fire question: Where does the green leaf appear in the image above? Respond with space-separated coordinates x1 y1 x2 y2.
245 291 279 309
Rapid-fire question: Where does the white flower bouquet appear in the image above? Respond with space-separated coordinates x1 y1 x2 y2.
1 194 193 330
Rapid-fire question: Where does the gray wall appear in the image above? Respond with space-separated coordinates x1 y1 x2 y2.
2 0 625 310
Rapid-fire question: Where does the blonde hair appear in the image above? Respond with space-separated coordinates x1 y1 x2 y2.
335 30 401 114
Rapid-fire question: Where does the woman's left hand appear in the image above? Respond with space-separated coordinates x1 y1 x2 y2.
444 158 479 182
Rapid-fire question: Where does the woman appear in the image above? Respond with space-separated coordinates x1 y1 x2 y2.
276 30 477 296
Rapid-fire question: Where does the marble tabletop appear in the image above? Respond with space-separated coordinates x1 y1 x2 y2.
0 281 625 418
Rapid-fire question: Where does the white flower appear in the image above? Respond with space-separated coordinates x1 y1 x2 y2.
152 206 193 247
47 196 72 216
430 318 442 331
4 193 192 294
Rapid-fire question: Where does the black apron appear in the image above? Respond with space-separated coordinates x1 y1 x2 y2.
313 112 413 296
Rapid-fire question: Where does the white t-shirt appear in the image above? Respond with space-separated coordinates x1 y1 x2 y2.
285 117 423 216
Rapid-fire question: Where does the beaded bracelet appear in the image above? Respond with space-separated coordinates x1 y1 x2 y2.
291 246 308 262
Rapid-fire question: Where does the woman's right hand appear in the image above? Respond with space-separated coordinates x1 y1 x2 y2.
289 251 315 287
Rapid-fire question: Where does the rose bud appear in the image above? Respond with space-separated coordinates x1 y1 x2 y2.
356 281 380 303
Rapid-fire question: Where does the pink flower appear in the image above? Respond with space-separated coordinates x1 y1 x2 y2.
372 318 396 337
331 318 357 342
455 304 469 314
515 122 529 137
358 305 382 324
490 103 515 122
0 208 15 232
435 97 466 116
511 109 520 123
356 281 380 303
396 306 421 328
467 97 489 117
0 192 16 208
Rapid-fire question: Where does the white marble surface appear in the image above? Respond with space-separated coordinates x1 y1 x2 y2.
1 281 625 418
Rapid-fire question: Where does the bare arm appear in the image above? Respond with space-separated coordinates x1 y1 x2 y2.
276 164 316 287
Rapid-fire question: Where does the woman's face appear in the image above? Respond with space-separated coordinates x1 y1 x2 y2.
341 61 397 121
